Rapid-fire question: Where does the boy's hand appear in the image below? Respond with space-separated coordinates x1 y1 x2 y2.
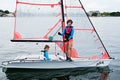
58 32 61 35
64 39 69 42
66 38 69 41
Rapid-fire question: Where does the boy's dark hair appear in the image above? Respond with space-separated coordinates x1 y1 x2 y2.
67 19 73 24
44 45 50 49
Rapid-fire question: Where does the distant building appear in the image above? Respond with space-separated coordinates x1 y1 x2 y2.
0 12 7 17
88 10 101 17
6 14 14 17
6 12 15 17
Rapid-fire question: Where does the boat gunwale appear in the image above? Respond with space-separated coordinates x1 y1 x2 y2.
2 58 112 66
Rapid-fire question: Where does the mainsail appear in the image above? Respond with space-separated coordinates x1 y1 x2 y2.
12 0 111 59
13 0 63 42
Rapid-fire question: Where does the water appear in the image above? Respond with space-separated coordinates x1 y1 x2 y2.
0 17 120 80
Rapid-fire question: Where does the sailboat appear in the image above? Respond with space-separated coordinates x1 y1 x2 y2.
2 0 112 70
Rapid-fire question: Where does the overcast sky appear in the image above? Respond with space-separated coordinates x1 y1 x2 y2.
0 0 120 12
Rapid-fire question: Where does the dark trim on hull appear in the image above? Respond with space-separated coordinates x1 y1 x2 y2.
3 66 110 73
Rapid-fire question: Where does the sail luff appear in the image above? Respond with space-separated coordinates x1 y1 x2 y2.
78 0 111 58
60 0 65 23
13 0 18 39
60 0 66 53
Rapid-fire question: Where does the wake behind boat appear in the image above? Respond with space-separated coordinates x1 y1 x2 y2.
2 0 112 71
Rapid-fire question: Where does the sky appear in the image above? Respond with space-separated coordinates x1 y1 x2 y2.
81 0 120 12
0 0 120 12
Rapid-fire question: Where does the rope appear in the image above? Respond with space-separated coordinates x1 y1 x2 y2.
52 24 62 38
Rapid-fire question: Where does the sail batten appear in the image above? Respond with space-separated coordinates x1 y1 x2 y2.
65 6 83 9
11 39 63 42
17 1 60 7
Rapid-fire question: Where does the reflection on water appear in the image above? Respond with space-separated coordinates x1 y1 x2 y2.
5 67 110 80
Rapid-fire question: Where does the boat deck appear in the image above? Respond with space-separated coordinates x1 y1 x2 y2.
2 54 112 69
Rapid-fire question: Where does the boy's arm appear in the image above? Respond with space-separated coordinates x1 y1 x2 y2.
44 52 50 60
41 50 45 52
58 27 66 36
61 27 66 36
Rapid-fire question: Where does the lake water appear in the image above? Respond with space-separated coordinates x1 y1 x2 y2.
0 17 120 80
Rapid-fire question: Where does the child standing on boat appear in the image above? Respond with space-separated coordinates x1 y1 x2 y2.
58 19 74 61
41 45 51 61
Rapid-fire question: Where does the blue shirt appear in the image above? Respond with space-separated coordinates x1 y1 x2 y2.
61 26 74 40
41 50 50 61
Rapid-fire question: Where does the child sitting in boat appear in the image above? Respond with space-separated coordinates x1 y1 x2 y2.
41 45 51 61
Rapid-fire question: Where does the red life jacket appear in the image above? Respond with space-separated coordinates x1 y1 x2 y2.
65 26 73 39
65 26 73 35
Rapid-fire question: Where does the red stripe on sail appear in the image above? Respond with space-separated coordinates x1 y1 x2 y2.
43 19 62 39
102 51 109 59
56 42 79 58
17 1 60 7
56 13 61 17
91 28 95 34
65 6 83 9
98 46 104 49
94 38 99 42
14 32 22 39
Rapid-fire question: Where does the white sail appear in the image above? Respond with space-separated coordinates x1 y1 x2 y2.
14 0 62 41
63 0 110 59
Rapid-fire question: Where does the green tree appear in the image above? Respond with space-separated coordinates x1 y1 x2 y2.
110 12 120 16
0 9 4 12
92 12 98 16
101 12 110 16
4 10 9 14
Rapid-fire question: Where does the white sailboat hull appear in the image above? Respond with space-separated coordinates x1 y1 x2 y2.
2 59 112 69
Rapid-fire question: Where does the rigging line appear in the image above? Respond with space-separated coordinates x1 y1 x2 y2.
78 0 111 59
52 24 62 37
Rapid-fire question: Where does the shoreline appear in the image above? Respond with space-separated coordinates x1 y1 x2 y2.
0 16 120 18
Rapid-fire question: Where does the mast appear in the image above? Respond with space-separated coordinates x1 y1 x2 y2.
60 0 66 53
78 0 111 58
61 0 65 27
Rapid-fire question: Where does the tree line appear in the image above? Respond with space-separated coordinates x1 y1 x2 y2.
91 12 120 17
0 9 120 17
0 9 9 14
